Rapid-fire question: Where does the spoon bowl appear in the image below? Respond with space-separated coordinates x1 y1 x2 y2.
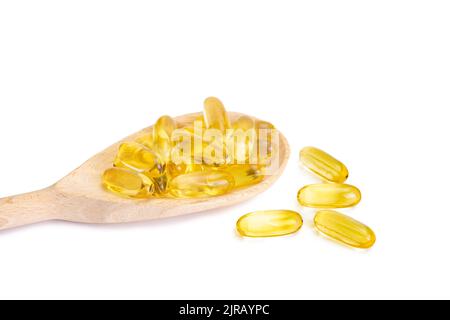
0 112 290 231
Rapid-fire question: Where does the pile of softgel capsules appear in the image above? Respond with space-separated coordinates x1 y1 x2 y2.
102 97 277 199
236 147 376 249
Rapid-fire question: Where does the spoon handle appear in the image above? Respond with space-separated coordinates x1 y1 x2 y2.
0 188 59 231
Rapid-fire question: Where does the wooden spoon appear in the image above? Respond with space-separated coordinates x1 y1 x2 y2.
0 112 290 231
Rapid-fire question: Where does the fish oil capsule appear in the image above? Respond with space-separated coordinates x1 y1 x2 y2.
236 210 303 238
256 120 277 166
203 97 231 132
256 120 275 131
226 164 264 188
103 167 149 198
202 133 229 166
192 115 206 128
179 115 205 128
137 172 156 190
135 133 154 149
174 125 227 166
300 147 349 183
228 116 257 164
114 142 164 178
233 116 255 131
314 210 376 249
153 115 177 161
180 116 206 133
297 183 361 208
166 162 188 177
169 170 235 198
167 162 205 177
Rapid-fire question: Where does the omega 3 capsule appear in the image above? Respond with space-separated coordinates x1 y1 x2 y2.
135 133 154 149
114 142 164 178
228 116 257 164
169 170 235 198
297 183 361 208
203 97 231 132
256 120 277 166
314 210 376 249
102 167 150 198
300 147 349 183
237 210 303 237
153 115 177 161
226 164 264 188
233 115 255 131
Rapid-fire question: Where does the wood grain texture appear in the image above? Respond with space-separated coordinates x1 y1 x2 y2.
0 112 290 231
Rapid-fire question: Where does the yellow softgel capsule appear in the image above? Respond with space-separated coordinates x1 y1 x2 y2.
191 115 206 128
232 115 255 131
203 97 231 132
114 142 164 177
200 136 228 166
297 183 361 208
174 125 228 166
256 120 275 131
300 147 349 183
103 167 149 197
180 116 206 133
228 116 257 164
153 115 177 161
236 210 303 238
314 210 376 249
169 170 235 198
135 133 154 149
256 120 277 166
167 162 205 178
226 164 264 188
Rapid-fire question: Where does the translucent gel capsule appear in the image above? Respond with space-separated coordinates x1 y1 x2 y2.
314 210 376 249
169 170 235 198
135 133 154 149
256 120 277 166
103 167 149 198
137 172 155 189
201 136 228 166
256 120 275 131
228 116 257 164
193 115 206 128
173 127 227 166
153 115 177 161
233 116 255 131
300 147 349 183
170 133 195 165
226 164 264 188
114 142 164 178
203 97 231 132
167 162 205 177
180 117 206 134
297 183 361 208
236 210 303 238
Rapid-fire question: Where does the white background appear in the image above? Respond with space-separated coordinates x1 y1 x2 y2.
0 1 449 300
